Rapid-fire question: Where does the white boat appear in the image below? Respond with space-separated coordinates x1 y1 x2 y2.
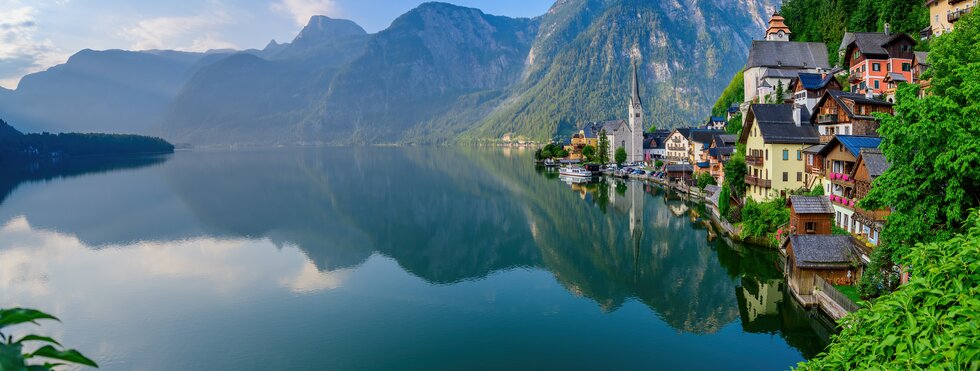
559 167 594 178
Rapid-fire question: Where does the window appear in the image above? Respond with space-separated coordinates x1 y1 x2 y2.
765 149 768 160
805 222 816 234
782 149 789 160
797 150 802 160
887 63 891 72
797 172 803 182
782 172 788 182
874 80 880 89
872 63 880 72
902 63 912 72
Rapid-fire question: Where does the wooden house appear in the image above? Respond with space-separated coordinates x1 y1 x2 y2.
787 195 834 235
802 143 826 190
792 71 843 113
850 148 892 246
783 235 863 296
817 135 882 235
810 90 893 143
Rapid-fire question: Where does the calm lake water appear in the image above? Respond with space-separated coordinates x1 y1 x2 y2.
0 147 833 370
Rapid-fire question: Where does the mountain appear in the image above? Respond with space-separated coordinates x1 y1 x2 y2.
307 2 539 144
0 49 217 134
158 16 370 145
468 0 780 140
2 0 781 145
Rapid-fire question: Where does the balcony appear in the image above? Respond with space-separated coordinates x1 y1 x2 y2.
745 175 772 188
855 204 891 222
949 8 971 23
829 172 855 188
949 0 968 4
816 114 838 124
829 195 855 210
807 166 825 176
745 154 764 167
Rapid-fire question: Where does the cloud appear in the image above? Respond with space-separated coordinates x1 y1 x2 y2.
121 6 237 52
272 0 340 26
0 6 67 89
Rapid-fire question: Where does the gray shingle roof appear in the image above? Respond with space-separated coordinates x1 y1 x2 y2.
803 144 825 154
841 32 892 57
789 195 834 214
914 51 929 65
787 235 862 269
746 41 830 70
665 164 693 172
886 72 907 83
812 90 893 122
690 129 722 144
860 148 890 178
748 104 820 144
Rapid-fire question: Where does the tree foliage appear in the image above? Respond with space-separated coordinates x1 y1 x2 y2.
711 70 744 116
614 146 627 165
0 308 99 370
798 212 980 370
723 154 747 200
0 119 173 162
696 172 715 191
596 130 610 165
581 145 597 163
807 183 824 196
740 198 790 240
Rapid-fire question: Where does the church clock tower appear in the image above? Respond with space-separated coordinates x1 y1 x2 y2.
627 61 644 163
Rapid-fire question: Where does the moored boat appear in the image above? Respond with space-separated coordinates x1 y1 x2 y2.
559 166 594 178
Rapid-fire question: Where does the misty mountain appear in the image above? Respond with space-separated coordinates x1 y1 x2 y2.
0 49 217 134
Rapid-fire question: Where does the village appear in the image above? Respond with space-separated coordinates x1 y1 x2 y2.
534 3 967 321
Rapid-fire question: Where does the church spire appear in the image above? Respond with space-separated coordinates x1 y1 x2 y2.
630 61 642 108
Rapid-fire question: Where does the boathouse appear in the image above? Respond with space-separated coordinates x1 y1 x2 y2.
787 195 834 235
782 235 863 296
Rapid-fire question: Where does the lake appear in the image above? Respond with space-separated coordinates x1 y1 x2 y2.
0 147 833 370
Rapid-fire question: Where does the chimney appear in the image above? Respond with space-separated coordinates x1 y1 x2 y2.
885 23 891 36
793 105 802 127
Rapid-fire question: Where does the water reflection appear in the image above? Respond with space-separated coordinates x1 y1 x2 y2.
0 147 831 370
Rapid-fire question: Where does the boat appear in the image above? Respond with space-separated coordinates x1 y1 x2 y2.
559 166 594 178
543 158 558 167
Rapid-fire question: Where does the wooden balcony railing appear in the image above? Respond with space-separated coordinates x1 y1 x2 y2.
854 204 891 222
816 114 838 124
745 175 772 188
745 154 764 167
807 167 825 176
829 172 855 188
949 8 971 22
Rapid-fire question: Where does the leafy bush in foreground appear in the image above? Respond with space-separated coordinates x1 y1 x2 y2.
0 308 98 370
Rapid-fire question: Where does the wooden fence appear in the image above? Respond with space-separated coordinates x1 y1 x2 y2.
815 275 860 313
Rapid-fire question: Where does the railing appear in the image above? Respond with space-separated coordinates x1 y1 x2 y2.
815 275 860 313
828 172 855 188
949 8 971 22
807 166 825 176
744 175 772 188
819 134 834 143
829 194 856 210
745 154 764 167
854 204 891 222
816 114 838 124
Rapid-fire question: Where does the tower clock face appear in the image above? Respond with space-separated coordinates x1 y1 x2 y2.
778 31 785 37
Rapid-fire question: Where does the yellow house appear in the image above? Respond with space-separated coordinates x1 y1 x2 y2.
739 104 820 201
926 0 975 38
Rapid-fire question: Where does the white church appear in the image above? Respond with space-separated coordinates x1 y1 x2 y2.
591 62 645 163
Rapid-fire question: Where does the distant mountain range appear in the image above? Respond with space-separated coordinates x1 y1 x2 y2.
0 0 778 146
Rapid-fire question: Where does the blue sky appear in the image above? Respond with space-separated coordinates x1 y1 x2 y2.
0 0 552 89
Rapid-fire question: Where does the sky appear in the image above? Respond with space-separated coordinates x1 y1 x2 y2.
0 0 553 89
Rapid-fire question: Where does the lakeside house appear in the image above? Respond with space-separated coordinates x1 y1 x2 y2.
818 135 884 236
743 13 830 106
665 128 693 164
839 29 917 96
688 129 723 167
849 148 892 246
567 123 601 160
665 163 694 185
811 90 894 143
925 0 975 38
787 195 835 235
792 72 843 113
740 104 819 201
706 116 727 131
644 130 670 164
706 134 736 184
782 235 864 297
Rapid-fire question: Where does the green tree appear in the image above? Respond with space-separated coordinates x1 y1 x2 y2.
740 198 790 240
596 130 610 165
723 155 747 200
807 183 824 196
798 212 980 370
767 81 785 103
540 148 554 159
555 149 569 158
726 113 743 136
0 308 99 370
654 160 664 169
718 183 731 217
696 172 715 191
614 147 627 165
711 70 744 116
582 145 597 163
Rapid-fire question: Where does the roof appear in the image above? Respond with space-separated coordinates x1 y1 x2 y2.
713 134 737 147
672 128 694 140
697 161 710 168
914 51 930 65
786 235 862 269
728 104 740 113
797 72 837 90
598 120 627 133
630 61 642 107
690 129 722 144
813 90 893 122
708 147 735 158
885 72 907 83
789 195 834 214
840 32 916 65
746 41 830 70
665 164 693 172
803 143 825 154
743 104 819 144
762 69 806 79
645 130 671 150
710 116 726 123
819 135 882 157
859 148 890 178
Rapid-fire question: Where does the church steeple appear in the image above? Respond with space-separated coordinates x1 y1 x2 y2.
630 61 642 108
765 12 791 41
